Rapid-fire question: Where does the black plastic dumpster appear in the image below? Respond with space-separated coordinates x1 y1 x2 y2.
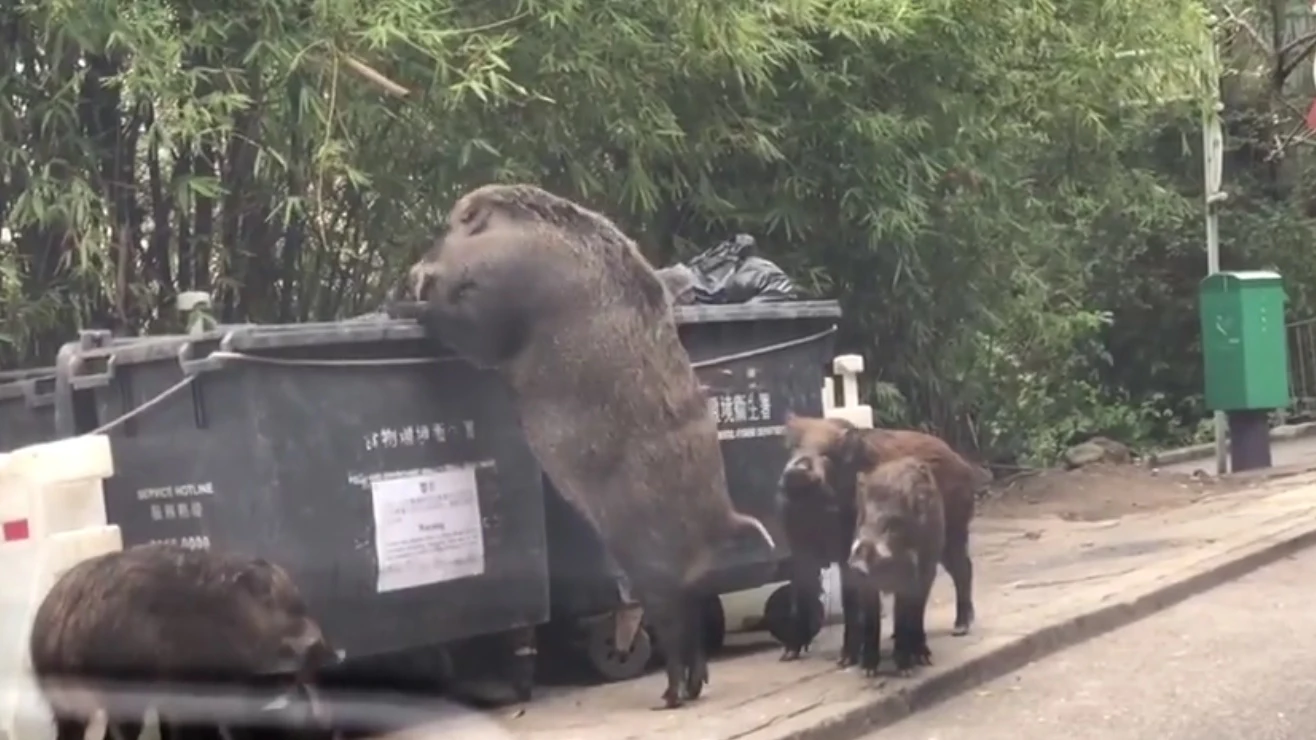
543 300 842 680
53 320 550 663
0 366 58 453
2 330 158 452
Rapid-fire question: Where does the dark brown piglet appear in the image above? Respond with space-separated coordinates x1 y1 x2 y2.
847 456 945 676
29 543 341 740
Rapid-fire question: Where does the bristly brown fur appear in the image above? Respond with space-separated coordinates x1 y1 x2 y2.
30 543 337 740
407 183 776 709
847 456 946 675
775 413 978 667
853 457 947 581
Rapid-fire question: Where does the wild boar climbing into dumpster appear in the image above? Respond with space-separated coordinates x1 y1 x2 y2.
776 413 982 665
846 456 946 676
29 543 341 740
406 183 777 709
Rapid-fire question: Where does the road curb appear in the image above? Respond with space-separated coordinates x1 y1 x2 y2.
1146 421 1316 467
752 509 1316 740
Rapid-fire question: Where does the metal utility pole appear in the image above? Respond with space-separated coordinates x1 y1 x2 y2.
1202 13 1228 475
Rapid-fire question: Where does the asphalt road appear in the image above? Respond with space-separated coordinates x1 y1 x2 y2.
870 544 1316 740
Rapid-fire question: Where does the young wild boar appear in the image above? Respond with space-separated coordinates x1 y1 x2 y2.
846 456 945 676
406 183 776 709
29 543 341 740
776 413 982 665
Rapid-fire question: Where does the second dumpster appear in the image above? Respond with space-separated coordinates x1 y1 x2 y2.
3 330 159 452
0 367 57 453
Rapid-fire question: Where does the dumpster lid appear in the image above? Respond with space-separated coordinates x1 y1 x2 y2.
671 300 842 324
0 367 55 383
206 301 844 352
222 320 427 351
71 300 846 362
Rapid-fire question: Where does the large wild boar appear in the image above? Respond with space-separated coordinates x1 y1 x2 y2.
846 456 946 676
776 413 982 664
406 183 776 709
29 543 341 740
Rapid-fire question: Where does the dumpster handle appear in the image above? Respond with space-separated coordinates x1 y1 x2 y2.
69 354 117 390
689 326 838 371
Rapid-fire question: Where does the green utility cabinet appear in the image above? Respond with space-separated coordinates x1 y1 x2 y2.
1199 271 1291 412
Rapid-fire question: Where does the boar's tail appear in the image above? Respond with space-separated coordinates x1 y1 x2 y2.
731 511 776 552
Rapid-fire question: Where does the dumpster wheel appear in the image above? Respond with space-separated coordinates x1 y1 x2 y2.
583 620 654 683
763 584 823 646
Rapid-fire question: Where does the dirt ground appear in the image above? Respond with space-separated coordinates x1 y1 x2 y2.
978 462 1253 522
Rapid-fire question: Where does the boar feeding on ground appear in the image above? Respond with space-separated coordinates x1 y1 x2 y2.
406 183 776 709
846 456 945 676
30 543 341 740
776 413 982 666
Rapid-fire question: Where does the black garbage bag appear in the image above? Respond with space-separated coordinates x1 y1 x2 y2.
660 234 798 305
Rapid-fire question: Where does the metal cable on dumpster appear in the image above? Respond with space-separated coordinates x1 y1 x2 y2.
689 326 838 370
204 351 457 368
83 375 198 436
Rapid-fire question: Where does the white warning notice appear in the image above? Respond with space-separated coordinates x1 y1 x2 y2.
370 466 486 593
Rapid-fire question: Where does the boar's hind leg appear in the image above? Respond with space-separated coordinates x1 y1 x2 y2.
891 574 936 676
941 518 975 636
647 591 695 710
681 591 710 700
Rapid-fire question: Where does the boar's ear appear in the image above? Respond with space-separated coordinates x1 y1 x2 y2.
834 427 873 471
452 197 492 236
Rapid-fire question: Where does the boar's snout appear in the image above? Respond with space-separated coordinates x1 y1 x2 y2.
408 260 440 302
848 535 893 576
302 634 343 673
263 619 342 678
779 454 823 492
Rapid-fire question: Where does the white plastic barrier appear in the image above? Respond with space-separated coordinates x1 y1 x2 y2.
720 354 874 634
816 354 872 622
0 435 123 740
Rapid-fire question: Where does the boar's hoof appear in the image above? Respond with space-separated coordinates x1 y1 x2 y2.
684 664 708 700
836 653 858 669
953 607 975 636
893 644 933 675
779 646 805 662
658 686 686 710
860 656 880 677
